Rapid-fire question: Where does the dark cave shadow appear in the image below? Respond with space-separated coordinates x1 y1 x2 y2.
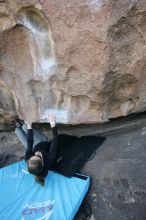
52 134 106 177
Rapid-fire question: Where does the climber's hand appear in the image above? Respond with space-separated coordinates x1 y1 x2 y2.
48 112 56 127
25 121 32 129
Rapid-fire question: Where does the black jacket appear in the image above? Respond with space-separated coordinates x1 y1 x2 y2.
25 126 58 177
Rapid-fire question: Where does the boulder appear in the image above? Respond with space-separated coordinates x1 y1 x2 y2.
0 0 146 125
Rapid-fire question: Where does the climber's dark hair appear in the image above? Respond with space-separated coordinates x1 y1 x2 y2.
27 157 44 176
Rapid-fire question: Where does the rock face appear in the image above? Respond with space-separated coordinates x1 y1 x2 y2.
0 0 146 124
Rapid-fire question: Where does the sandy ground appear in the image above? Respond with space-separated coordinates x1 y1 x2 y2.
1 117 146 220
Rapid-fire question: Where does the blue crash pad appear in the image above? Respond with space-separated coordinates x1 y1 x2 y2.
0 160 90 220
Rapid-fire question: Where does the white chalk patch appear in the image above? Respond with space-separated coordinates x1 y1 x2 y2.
41 109 70 124
41 58 56 71
18 11 57 80
86 0 104 10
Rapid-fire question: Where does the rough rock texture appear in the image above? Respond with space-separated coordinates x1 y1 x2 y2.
0 0 146 124
82 126 146 220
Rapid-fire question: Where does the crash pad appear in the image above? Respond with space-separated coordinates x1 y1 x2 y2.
0 160 90 220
